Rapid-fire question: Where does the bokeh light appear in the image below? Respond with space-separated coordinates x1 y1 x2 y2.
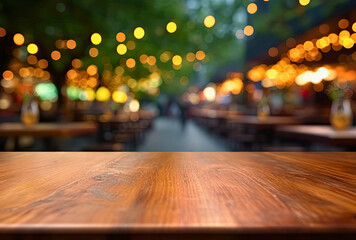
13 33 25 45
244 25 254 36
91 33 102 45
51 50 61 60
128 99 140 112
96 86 111 102
117 44 127 55
112 91 128 103
134 27 145 39
166 22 177 33
66 39 76 49
204 15 215 28
116 32 126 42
27 43 38 54
172 55 182 65
89 47 99 57
87 65 98 75
126 58 136 68
247 3 258 14
299 0 310 6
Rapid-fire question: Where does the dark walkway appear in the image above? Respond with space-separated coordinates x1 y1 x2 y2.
138 117 228 151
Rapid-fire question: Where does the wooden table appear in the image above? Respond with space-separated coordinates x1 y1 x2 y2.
225 116 299 150
0 122 97 150
226 115 299 129
0 152 355 240
277 125 356 147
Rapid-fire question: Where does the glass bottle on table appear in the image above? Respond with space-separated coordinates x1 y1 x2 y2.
257 97 270 122
21 93 39 126
330 98 352 130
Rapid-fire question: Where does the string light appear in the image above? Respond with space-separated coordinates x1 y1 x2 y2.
51 50 61 60
91 33 102 45
299 0 310 6
244 25 254 36
134 27 145 39
204 15 215 28
117 44 127 55
116 32 126 42
247 3 257 14
172 55 182 65
27 43 38 54
166 22 177 33
13 33 25 45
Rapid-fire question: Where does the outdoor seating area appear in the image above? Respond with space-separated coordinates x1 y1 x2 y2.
0 1 355 240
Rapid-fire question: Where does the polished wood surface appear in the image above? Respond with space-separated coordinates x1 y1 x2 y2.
0 152 355 239
0 122 97 138
277 125 356 146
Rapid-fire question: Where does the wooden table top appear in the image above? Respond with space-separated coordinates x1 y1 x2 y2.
277 125 356 146
0 122 97 138
0 152 355 239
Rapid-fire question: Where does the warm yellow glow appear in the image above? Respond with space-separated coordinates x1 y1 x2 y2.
172 55 182 65
203 86 216 102
116 32 126 42
134 27 145 39
91 33 102 45
129 99 140 112
353 22 356 32
87 65 98 76
13 33 25 45
27 43 38 54
196 50 205 61
51 50 61 60
38 59 48 69
166 22 177 33
2 70 13 80
96 87 111 102
247 3 257 14
299 0 310 6
186 52 195 62
66 69 77 80
204 15 215 28
126 58 136 68
72 59 82 68
328 33 338 44
343 38 354 49
266 69 278 79
19 68 30 78
89 47 99 57
147 56 156 65
66 39 76 49
140 54 148 64
112 91 127 103
303 41 314 51
244 25 254 36
116 44 127 55
84 88 96 101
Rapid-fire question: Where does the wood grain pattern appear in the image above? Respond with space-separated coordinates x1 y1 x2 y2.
0 152 355 240
0 122 97 138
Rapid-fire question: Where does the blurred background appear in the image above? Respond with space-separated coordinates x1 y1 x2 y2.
1 0 356 151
